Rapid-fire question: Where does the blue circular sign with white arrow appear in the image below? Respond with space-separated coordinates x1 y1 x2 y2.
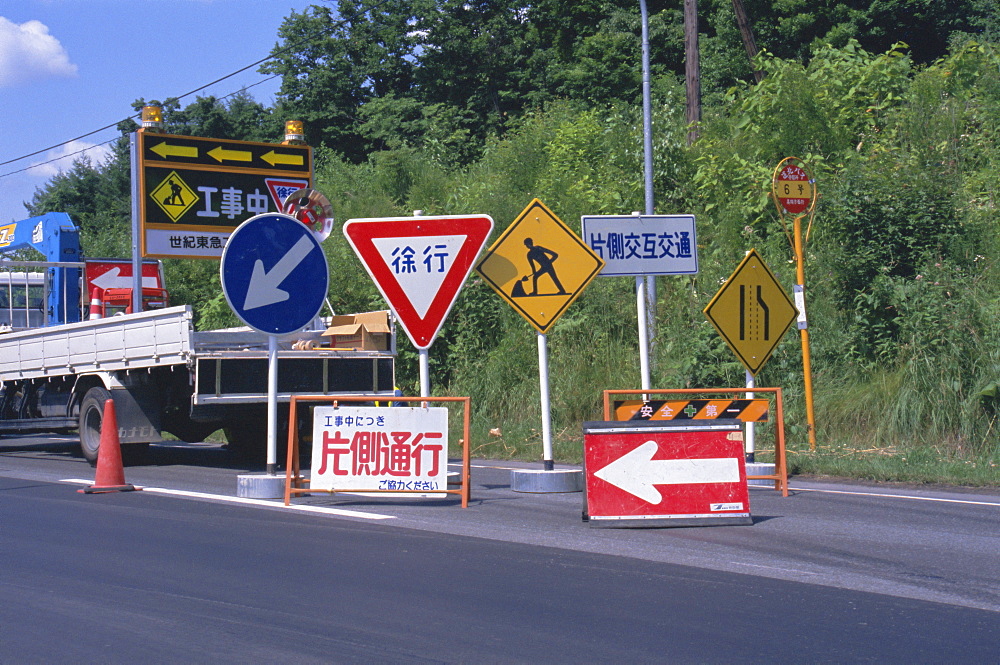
221 213 329 335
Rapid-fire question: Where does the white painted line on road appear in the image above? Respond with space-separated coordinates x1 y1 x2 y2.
455 463 1000 507
61 479 395 520
455 462 575 471
788 486 1000 507
738 562 821 576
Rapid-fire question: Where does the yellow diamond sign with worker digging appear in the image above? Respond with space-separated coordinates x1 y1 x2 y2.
149 170 199 222
476 198 605 333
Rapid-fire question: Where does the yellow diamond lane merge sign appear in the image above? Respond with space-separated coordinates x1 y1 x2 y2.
475 198 605 334
149 171 199 222
703 248 798 375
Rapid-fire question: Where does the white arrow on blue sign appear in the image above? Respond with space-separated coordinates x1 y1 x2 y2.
221 213 329 335
581 214 698 277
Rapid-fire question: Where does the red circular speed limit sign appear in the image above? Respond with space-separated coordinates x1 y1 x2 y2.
772 158 815 215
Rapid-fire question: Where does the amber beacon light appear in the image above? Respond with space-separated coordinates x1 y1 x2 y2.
284 120 305 144
141 105 163 130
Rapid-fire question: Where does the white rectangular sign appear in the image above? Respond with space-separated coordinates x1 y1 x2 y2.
144 228 231 259
310 406 449 492
581 214 698 276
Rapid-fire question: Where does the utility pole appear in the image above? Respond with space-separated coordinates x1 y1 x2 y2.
731 0 763 82
684 0 701 144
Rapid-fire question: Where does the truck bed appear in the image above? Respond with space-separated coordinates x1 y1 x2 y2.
0 305 195 380
0 305 396 402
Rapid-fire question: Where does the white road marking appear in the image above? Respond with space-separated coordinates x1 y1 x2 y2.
786 486 1000 507
61 479 395 520
462 463 1000 507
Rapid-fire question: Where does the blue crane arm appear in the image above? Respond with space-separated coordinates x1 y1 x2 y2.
1 212 82 325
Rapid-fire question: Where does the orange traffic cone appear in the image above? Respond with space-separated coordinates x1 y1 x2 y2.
79 399 139 494
88 287 103 320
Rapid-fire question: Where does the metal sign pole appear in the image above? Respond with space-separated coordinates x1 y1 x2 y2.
267 333 278 475
419 349 430 398
415 208 430 400
772 157 819 451
129 132 142 315
745 369 755 462
793 214 818 450
636 276 651 391
538 331 554 470
640 0 657 388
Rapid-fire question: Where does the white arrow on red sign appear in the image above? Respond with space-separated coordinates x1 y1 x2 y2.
343 215 494 349
594 440 740 504
84 260 163 293
90 267 157 291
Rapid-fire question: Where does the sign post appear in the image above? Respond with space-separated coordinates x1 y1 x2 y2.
772 157 819 450
476 199 604 474
220 213 329 474
703 249 798 375
130 125 312 321
342 214 494 397
582 213 698 390
704 249 797 462
133 129 312 260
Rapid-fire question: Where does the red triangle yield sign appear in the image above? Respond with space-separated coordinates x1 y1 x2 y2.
343 215 494 349
264 177 310 210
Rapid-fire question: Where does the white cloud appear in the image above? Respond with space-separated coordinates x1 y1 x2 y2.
0 17 77 87
28 140 112 178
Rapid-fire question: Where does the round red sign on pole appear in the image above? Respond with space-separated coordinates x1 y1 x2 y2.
772 159 814 215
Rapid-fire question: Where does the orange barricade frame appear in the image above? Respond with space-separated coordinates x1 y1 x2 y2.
602 388 788 496
284 395 471 508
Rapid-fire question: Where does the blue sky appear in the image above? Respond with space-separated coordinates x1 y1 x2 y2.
1 0 313 224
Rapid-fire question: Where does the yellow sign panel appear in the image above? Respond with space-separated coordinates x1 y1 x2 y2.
775 178 812 200
703 249 797 375
476 199 605 333
149 171 198 222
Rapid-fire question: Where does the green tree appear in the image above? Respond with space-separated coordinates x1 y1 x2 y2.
264 2 426 160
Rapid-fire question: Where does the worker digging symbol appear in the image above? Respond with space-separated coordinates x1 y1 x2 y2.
511 237 569 298
163 177 185 207
150 171 199 222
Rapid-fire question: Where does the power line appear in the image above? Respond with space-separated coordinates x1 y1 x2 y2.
0 0 365 177
0 75 281 180
0 119 130 169
0 138 119 179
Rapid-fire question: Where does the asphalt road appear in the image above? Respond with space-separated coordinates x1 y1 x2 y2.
1 434 998 662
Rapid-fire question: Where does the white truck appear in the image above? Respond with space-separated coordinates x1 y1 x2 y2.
0 213 396 463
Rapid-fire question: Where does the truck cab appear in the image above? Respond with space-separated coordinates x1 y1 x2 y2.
95 287 170 317
0 272 46 329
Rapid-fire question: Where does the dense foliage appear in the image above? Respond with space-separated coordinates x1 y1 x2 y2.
16 1 1000 477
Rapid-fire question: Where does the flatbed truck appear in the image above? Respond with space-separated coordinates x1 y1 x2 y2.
0 213 396 463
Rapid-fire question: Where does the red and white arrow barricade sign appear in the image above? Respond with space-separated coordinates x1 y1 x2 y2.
84 258 165 295
582 420 752 527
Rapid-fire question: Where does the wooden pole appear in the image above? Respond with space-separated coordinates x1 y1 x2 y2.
684 0 701 144
731 0 763 82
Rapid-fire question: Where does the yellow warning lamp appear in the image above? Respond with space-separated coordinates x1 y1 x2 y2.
283 120 305 144
141 105 163 130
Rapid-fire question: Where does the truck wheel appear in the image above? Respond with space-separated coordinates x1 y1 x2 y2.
78 386 112 465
